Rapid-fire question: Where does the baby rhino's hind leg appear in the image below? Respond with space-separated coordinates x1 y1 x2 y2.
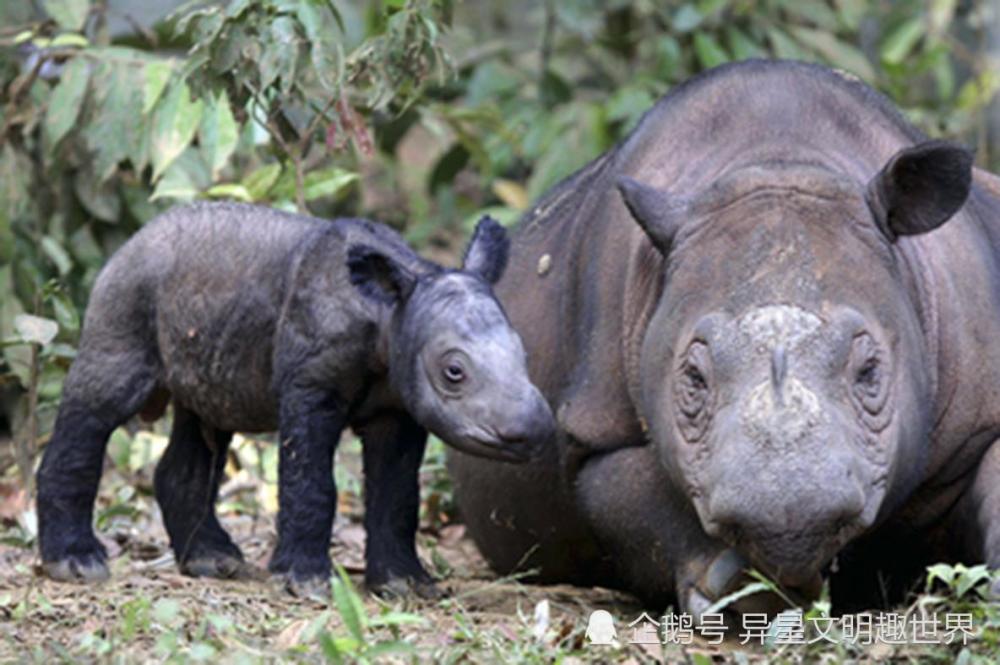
155 407 253 579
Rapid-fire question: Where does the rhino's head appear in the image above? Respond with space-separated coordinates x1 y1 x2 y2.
348 216 554 462
618 141 973 589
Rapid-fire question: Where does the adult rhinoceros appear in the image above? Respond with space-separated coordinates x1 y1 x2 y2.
447 60 1000 614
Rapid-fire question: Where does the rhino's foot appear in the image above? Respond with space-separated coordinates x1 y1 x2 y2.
368 573 443 601
42 552 110 583
990 576 1000 600
277 573 332 602
182 551 263 581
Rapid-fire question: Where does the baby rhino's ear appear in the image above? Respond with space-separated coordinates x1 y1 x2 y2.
347 244 417 305
462 215 510 284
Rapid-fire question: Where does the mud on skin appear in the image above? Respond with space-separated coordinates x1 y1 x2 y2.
35 202 555 598
448 59 1000 616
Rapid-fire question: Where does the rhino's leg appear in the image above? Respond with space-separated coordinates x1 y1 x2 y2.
154 406 251 579
268 386 344 597
37 348 159 583
356 412 437 598
957 439 1000 597
576 444 788 617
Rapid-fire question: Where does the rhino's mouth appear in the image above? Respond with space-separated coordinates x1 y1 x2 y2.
449 431 534 463
728 524 859 589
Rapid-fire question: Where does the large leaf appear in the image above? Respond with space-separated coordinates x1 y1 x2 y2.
44 57 90 156
298 0 343 91
143 60 173 115
199 92 239 179
83 59 149 179
242 163 283 201
74 167 121 223
789 26 875 82
150 148 211 202
43 0 90 31
259 16 300 94
880 17 924 66
151 82 205 181
693 32 729 69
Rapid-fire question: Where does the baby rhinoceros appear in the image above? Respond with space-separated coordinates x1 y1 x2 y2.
36 201 554 597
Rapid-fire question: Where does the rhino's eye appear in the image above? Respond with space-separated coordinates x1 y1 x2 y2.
675 341 713 441
849 333 891 429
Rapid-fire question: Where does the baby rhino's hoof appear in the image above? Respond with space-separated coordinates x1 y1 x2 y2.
370 575 444 601
42 554 110 583
182 554 263 581
281 573 332 602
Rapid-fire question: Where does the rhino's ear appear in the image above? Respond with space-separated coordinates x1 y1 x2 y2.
463 215 509 284
866 140 973 241
616 176 684 253
347 244 418 305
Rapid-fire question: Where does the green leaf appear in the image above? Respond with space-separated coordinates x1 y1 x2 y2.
44 57 90 155
199 92 239 178
14 314 58 346
833 0 867 31
74 168 121 222
331 567 365 643
767 27 809 61
51 293 79 334
957 69 1000 111
783 0 839 31
880 18 924 66
151 82 204 181
725 26 764 60
150 149 210 202
302 168 358 201
84 59 150 179
50 33 88 48
954 564 991 598
672 4 702 33
298 0 343 91
204 183 252 202
41 237 72 276
789 26 875 82
259 16 300 93
926 563 956 590
242 164 283 201
43 0 90 31
693 32 728 69
702 581 771 616
929 0 957 38
317 632 343 664
143 60 173 115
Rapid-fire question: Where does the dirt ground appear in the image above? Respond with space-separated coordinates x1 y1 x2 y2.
0 433 695 663
1 432 995 663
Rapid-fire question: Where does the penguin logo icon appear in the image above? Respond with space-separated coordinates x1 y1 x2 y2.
585 610 619 646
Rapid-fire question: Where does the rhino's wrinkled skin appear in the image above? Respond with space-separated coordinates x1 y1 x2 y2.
36 202 554 597
447 60 1000 613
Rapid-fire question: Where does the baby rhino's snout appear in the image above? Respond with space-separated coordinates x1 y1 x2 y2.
496 385 556 448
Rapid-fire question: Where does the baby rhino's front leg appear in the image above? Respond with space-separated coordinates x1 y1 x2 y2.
268 386 345 596
357 412 438 598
